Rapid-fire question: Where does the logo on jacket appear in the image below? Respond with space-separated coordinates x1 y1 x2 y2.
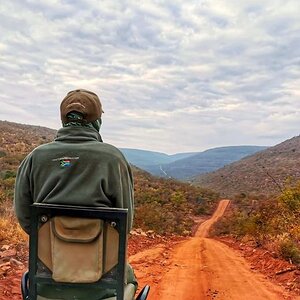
52 156 79 168
60 159 71 167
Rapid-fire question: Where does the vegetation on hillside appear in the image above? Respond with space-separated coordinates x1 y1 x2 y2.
212 184 300 264
0 121 56 154
0 121 219 246
133 167 218 235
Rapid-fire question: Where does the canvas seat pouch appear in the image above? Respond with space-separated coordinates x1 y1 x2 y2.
50 216 103 283
50 217 103 282
38 216 120 284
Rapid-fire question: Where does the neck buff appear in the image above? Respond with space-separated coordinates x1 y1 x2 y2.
63 112 103 139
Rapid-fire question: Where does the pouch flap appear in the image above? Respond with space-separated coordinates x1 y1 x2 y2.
51 216 102 243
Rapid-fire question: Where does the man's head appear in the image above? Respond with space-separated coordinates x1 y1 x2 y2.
60 89 103 124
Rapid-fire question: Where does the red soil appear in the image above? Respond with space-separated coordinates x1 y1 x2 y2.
1 200 300 299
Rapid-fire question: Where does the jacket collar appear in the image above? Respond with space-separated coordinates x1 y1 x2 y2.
55 126 103 142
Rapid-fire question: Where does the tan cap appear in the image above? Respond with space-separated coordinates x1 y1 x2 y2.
60 89 103 123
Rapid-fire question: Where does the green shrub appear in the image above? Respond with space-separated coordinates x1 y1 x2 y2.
211 216 232 235
279 183 300 212
134 201 195 235
2 170 16 179
196 205 208 215
279 239 300 264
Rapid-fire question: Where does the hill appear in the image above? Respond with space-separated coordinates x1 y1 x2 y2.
193 135 300 197
146 146 267 180
0 120 56 173
0 120 56 155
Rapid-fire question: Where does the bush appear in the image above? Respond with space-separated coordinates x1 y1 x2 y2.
279 238 300 264
212 182 300 264
134 200 195 235
211 215 232 236
279 182 300 212
2 170 16 179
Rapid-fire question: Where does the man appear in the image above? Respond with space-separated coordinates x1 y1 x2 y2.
14 89 137 299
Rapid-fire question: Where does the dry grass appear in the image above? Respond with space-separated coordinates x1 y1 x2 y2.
0 200 27 246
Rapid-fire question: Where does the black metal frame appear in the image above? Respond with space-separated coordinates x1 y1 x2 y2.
25 203 128 300
136 286 150 300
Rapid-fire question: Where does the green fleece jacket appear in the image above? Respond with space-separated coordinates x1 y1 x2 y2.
14 126 134 234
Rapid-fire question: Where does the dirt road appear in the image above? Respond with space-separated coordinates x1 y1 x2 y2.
1 200 299 299
132 199 300 300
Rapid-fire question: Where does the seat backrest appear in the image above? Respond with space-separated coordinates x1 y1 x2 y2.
28 203 128 300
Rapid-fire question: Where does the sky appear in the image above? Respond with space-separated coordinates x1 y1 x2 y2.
0 0 300 154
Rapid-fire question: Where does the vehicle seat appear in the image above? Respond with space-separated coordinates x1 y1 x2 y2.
21 203 150 300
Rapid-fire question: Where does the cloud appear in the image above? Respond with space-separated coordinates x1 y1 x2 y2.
0 0 299 153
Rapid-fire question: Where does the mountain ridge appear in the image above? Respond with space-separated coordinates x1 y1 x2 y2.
119 147 197 167
193 135 300 196
143 145 268 180
0 120 269 181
